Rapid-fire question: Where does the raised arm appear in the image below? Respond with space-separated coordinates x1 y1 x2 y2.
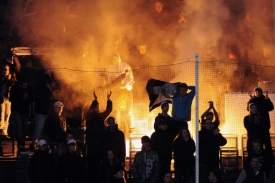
124 64 134 91
201 105 212 122
189 86 196 96
12 55 21 73
102 91 113 120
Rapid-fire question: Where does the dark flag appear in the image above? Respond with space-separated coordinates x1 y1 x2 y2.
146 79 180 111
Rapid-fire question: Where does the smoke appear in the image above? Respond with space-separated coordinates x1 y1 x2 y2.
8 0 275 126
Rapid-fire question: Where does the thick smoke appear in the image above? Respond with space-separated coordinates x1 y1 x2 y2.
6 0 275 126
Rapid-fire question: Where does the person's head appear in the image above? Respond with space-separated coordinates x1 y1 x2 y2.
111 53 120 65
161 101 169 113
206 112 214 121
107 150 116 161
67 139 77 153
250 156 260 169
141 136 150 149
54 101 64 115
178 83 188 96
107 117 116 131
202 119 214 130
18 75 28 90
137 44 147 55
37 139 48 151
154 1 164 13
65 129 75 142
157 119 168 131
90 100 99 112
208 169 221 183
163 171 172 183
249 103 257 114
3 64 10 76
254 87 263 97
179 127 191 140
252 139 262 154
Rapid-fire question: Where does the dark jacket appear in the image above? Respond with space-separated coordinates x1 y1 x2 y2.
244 167 265 183
199 128 227 168
10 83 34 114
244 149 272 178
244 113 265 141
173 136 195 168
44 113 70 143
150 128 173 163
248 95 274 129
100 124 125 163
65 106 83 128
85 100 112 144
133 147 160 182
99 160 125 183
34 81 52 114
28 149 56 183
56 151 86 183
154 113 177 139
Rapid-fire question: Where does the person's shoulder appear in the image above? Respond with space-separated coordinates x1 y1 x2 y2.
244 115 250 120
173 137 182 143
155 113 162 119
135 151 143 157
117 129 125 135
151 131 157 137
188 138 195 143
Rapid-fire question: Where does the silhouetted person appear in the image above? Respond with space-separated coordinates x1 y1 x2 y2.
10 75 34 152
151 118 173 181
201 101 220 128
247 87 274 164
54 129 83 159
208 169 223 183
173 127 195 183
244 103 265 157
43 101 69 144
86 91 112 182
199 119 227 183
99 150 126 183
154 101 177 140
28 139 55 183
100 116 126 165
30 69 54 151
56 139 86 183
0 64 16 136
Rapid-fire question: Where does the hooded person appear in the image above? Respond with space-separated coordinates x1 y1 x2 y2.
105 52 134 139
106 52 134 91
